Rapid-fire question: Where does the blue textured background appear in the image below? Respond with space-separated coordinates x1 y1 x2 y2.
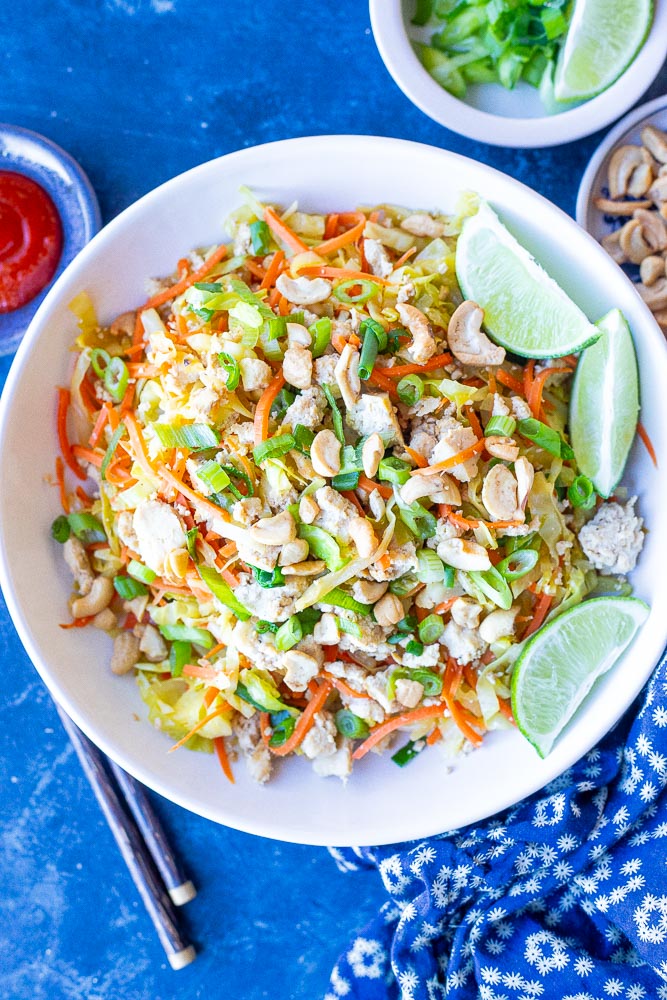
1 2 666 997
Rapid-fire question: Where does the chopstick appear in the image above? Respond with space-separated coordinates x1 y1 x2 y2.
56 705 197 970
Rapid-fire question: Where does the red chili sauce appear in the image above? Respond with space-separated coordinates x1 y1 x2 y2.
0 171 63 314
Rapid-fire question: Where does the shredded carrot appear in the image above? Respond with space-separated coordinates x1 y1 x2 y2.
523 359 535 406
104 457 133 486
219 566 241 588
158 465 232 524
380 353 453 378
213 736 235 784
341 490 365 516
367 369 400 399
444 656 464 697
426 727 442 746
314 216 366 256
498 698 515 724
442 691 484 746
405 446 428 469
277 294 291 316
244 258 266 281
393 245 418 270
352 702 447 760
203 687 219 708
218 541 238 559
237 453 256 491
253 371 285 446
323 213 339 239
322 672 372 700
127 363 160 379
433 597 459 614
55 456 70 514
637 421 658 468
88 404 112 449
463 663 478 690
72 445 104 468
496 369 524 395
416 438 485 477
487 372 497 394
75 486 92 508
357 474 393 500
270 679 333 757
446 510 523 532
124 412 158 478
119 380 135 413
57 388 87 481
463 404 483 439
260 249 285 290
523 593 552 639
298 265 392 286
182 663 219 680
168 703 230 752
208 641 226 658
263 206 310 254
527 366 571 418
332 329 350 353
59 615 95 629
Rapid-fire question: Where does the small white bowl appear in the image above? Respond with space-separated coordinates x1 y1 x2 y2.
370 0 667 148
1 135 666 846
577 93 667 236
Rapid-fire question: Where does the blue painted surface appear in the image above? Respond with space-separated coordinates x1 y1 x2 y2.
0 2 666 997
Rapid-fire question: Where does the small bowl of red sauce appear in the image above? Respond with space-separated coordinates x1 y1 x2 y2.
0 125 100 355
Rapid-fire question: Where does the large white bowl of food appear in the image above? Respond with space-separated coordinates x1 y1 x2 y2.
0 135 665 846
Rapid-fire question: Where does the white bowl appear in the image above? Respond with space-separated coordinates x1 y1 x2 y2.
577 93 667 236
1 135 666 847
370 0 667 148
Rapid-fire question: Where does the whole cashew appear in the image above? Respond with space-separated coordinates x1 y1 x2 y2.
71 575 114 619
110 632 141 675
247 511 297 546
275 273 332 305
373 592 405 627
447 301 505 366
63 537 95 596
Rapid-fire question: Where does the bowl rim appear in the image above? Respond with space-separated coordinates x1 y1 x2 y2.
576 93 667 229
369 0 667 148
2 133 667 845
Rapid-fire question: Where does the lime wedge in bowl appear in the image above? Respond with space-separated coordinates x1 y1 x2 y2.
456 200 599 358
512 597 649 758
554 0 653 103
570 308 640 498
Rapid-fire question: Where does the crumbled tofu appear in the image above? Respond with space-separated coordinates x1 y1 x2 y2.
409 396 442 420
364 669 399 713
136 623 168 663
429 417 480 482
260 473 298 513
236 536 281 571
246 746 273 784
313 486 359 544
441 620 487 665
394 678 424 709
337 618 394 659
313 611 340 645
578 499 644 576
368 540 418 582
346 392 404 447
324 658 368 691
234 576 308 623
396 280 415 305
409 430 438 462
283 345 313 389
344 695 385 725
225 420 256 453
233 222 253 256
313 354 339 388
240 357 272 393
232 713 272 784
132 500 187 575
491 394 511 417
232 619 284 673
283 649 320 692
363 238 394 279
283 386 327 431
300 710 338 759
401 642 440 669
115 510 140 552
312 741 353 779
511 396 532 421
450 597 483 629
233 497 264 526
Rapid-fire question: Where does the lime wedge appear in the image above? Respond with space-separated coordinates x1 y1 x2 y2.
569 308 640 498
456 200 599 359
511 596 649 757
554 0 653 102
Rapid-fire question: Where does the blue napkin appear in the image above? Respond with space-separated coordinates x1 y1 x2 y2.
328 647 667 1000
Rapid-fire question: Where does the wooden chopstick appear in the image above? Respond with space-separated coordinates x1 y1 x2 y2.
55 705 196 970
108 759 197 906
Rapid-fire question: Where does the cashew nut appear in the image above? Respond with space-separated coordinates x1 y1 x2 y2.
279 539 309 566
619 209 667 264
313 612 340 645
638 276 667 311
136 623 168 662
649 175 667 206
640 255 665 286
362 433 384 478
363 238 394 279
593 196 652 215
286 322 312 348
514 457 535 511
282 559 326 576
400 213 444 238
400 472 461 507
450 597 483 629
394 679 424 709
641 125 667 165
601 230 627 264
247 511 297 546
299 495 320 524
110 632 141 675
479 607 518 644
447 300 505 367
608 145 655 199
396 303 438 365
482 464 522 522
110 311 136 339
63 537 95 596
164 547 190 580
283 345 313 389
310 429 341 478
436 537 491 571
484 436 519 462
351 579 388 604
368 488 386 521
92 608 117 630
71 575 115 619
349 516 378 558
275 273 332 305
334 343 361 408
373 592 404 627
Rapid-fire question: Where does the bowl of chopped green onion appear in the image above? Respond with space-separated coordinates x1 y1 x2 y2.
370 0 667 147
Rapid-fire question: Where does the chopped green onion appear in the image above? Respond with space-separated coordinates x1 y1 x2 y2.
416 549 445 583
220 464 254 499
322 384 345 445
251 565 285 588
397 374 424 407
396 615 418 634
360 317 388 351
405 639 424 657
505 532 536 554
387 326 409 353
269 709 297 747
100 423 127 480
127 559 157 585
169 640 191 678
337 617 362 638
332 471 360 490
104 357 129 403
249 219 272 255
388 572 419 596
496 548 539 581
218 352 240 391
197 460 231 494
68 511 106 544
51 515 70 543
234 681 270 712
320 587 370 615
154 422 220 450
443 565 456 588
469 566 513 611
485 415 516 437
310 317 332 358
113 575 148 600
293 423 315 454
391 739 425 767
297 607 321 636
357 318 387 381
398 500 437 540
517 418 570 458
194 281 223 293
252 433 295 465
418 614 445 645
270 387 295 421
298 524 344 571
158 623 214 649
197 564 251 620
334 709 369 739
275 614 303 652
378 457 411 486
333 279 380 305
185 526 199 560
90 348 110 380
389 666 443 699
256 620 279 634
568 475 597 510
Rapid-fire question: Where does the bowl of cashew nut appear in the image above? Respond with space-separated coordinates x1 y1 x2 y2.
577 95 667 337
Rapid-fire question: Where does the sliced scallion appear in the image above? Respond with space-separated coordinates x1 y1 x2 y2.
127 559 157 585
418 614 445 645
298 524 344 571
443 564 456 588
251 565 285 588
249 219 272 255
310 317 332 358
496 548 539 581
275 614 303 652
158 623 215 649
485 415 516 437
331 471 360 490
185 526 199 560
416 549 445 583
293 423 315 454
568 475 596 509
218 352 240 391
169 640 191 678
337 617 362 638
391 739 425 767
397 374 424 406
335 709 369 739
197 564 251 620
220 464 254 499
378 457 411 486
252 433 296 465
320 587 370 615
269 709 297 747
153 422 220 450
405 639 424 657
100 423 127 480
197 461 231 494
51 515 70 543
517 418 571 459
113 575 148 600
469 566 513 611
322 384 345 445
90 348 110 380
104 357 129 403
333 279 380 305
68 511 106 544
